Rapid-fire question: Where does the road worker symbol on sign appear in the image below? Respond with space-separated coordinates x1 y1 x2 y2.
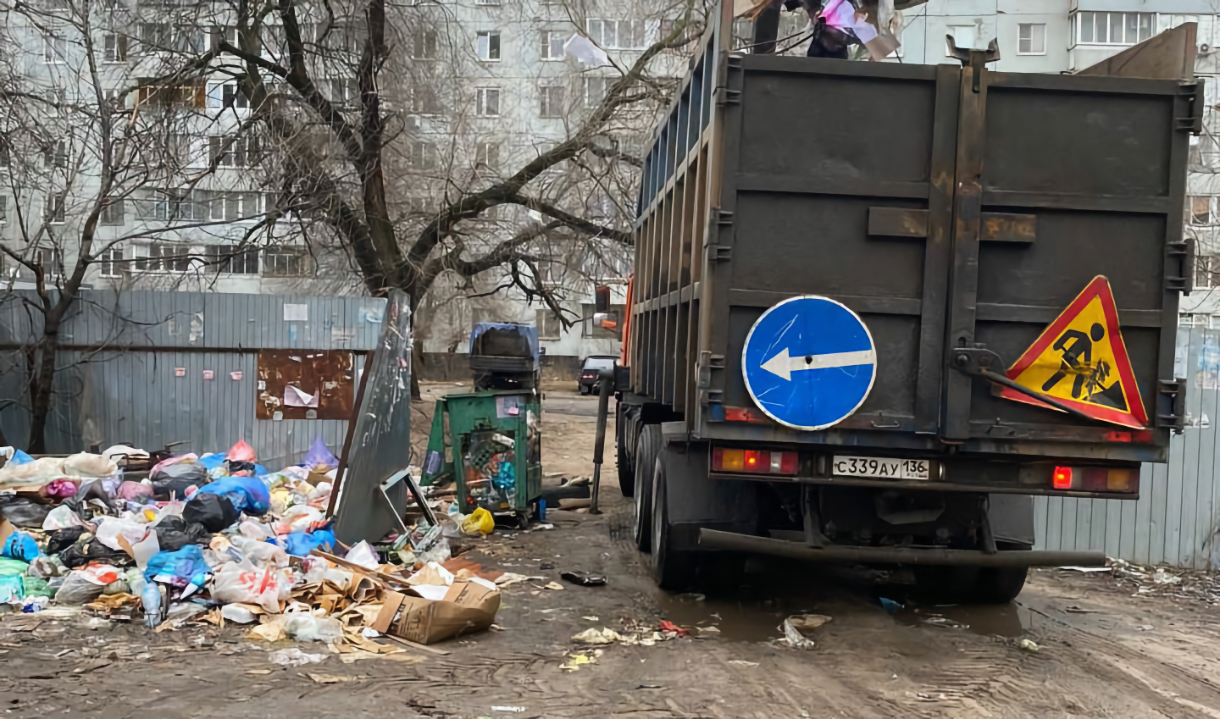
996 276 1148 429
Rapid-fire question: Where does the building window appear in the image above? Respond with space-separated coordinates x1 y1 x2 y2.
410 141 437 170
138 242 192 272
323 78 358 107
207 244 259 274
946 25 977 55
263 247 308 277
410 86 440 114
536 309 561 339
148 190 207 222
49 140 68 168
582 303 624 339
476 31 501 61
1017 23 1046 55
208 191 263 221
475 142 499 170
0 195 7 223
206 82 249 110
46 192 66 224
137 81 205 109
43 33 66 63
587 19 645 50
584 77 608 107
475 87 500 116
541 30 564 60
103 33 128 62
1072 12 1153 47
1192 196 1211 225
540 85 563 118
1197 256 1214 290
30 248 62 279
99 246 123 278
209 136 259 167
99 197 124 225
412 29 438 59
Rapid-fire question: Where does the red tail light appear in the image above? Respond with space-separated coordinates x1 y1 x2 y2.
1047 465 1138 493
712 448 799 476
1053 466 1073 490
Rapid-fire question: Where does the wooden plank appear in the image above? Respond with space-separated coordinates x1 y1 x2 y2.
1077 22 1197 81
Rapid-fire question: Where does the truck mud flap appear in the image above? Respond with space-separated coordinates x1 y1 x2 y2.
698 529 1104 567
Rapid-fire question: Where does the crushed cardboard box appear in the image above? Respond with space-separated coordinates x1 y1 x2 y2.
371 580 500 645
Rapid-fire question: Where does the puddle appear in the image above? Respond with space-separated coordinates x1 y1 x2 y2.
893 602 1031 638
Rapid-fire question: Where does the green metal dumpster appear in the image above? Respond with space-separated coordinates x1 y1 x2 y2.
420 389 542 525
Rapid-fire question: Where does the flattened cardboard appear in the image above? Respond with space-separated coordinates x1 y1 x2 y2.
371 580 499 645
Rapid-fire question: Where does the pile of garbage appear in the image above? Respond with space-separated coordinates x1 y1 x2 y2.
0 437 501 647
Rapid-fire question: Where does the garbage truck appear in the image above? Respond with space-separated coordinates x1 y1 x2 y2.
607 5 1201 601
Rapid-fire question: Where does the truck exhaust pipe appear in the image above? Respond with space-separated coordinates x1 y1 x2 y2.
699 529 1106 568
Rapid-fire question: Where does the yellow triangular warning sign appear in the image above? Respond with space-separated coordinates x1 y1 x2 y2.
997 276 1148 429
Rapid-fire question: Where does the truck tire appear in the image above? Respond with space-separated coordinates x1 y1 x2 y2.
913 564 1028 604
650 447 696 591
616 405 636 498
972 566 1028 604
632 424 661 551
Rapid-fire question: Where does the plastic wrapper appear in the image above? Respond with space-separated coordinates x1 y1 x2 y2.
55 571 105 604
42 505 85 531
221 603 258 624
182 493 239 532
210 561 291 613
229 536 288 567
226 439 257 463
2 532 40 562
41 479 77 500
95 517 153 551
6 449 34 465
239 520 271 539
302 436 338 470
272 505 324 535
144 545 211 590
196 476 270 516
0 558 28 576
117 481 154 502
283 612 343 642
0 576 23 603
153 516 212 552
344 540 379 570
461 507 495 536
279 528 336 557
21 577 51 599
62 453 118 479
0 498 50 528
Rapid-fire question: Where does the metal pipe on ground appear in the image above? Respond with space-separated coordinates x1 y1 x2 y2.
588 370 614 515
699 529 1106 567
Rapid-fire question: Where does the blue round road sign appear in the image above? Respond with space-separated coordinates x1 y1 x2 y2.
742 296 876 431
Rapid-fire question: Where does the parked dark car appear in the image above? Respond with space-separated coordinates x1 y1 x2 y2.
578 356 617 395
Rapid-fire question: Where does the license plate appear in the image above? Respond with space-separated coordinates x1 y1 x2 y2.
833 456 930 481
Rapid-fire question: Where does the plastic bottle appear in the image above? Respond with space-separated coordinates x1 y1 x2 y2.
142 582 162 628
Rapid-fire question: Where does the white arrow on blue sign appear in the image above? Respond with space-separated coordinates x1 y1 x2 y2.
742 295 877 431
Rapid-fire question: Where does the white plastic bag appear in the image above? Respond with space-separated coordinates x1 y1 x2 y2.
95 517 153 551
41 505 84 531
343 540 379 570
220 603 259 624
239 520 271 539
62 453 118 479
210 561 292 613
283 611 343 642
272 505 323 535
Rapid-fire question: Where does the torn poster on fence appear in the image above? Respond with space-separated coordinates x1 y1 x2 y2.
284 385 319 408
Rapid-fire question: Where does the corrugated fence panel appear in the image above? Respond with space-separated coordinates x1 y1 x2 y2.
1037 324 1220 569
0 292 388 470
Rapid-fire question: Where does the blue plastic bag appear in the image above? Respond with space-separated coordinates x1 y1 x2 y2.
302 436 338 469
144 545 211 589
196 476 271 516
197 453 227 472
278 528 336 557
2 533 40 562
9 450 34 466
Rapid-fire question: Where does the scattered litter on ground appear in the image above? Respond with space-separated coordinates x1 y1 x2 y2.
561 570 606 587
269 647 327 666
1018 638 1039 652
781 614 831 649
572 627 622 644
728 659 759 666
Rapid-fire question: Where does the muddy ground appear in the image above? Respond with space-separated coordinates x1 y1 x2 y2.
2 384 1220 718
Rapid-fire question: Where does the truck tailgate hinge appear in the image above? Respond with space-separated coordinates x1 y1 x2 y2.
1166 238 1195 294
1177 80 1205 134
1156 378 1187 433
716 52 743 106
696 350 725 389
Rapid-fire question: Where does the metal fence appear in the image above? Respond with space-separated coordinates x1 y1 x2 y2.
0 290 387 469
1035 323 1220 569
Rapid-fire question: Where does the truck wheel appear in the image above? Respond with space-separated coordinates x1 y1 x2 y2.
633 424 661 551
616 407 636 498
971 566 1028 604
651 448 696 591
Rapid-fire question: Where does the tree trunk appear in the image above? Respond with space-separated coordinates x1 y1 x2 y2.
26 330 60 454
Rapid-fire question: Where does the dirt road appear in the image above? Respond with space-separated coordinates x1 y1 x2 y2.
3 388 1220 718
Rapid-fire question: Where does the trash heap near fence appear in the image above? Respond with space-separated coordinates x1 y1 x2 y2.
0 438 502 648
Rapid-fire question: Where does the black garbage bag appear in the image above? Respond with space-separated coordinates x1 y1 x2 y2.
0 497 51 528
150 462 209 500
59 539 133 569
182 493 238 533
154 516 213 552
45 527 88 555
